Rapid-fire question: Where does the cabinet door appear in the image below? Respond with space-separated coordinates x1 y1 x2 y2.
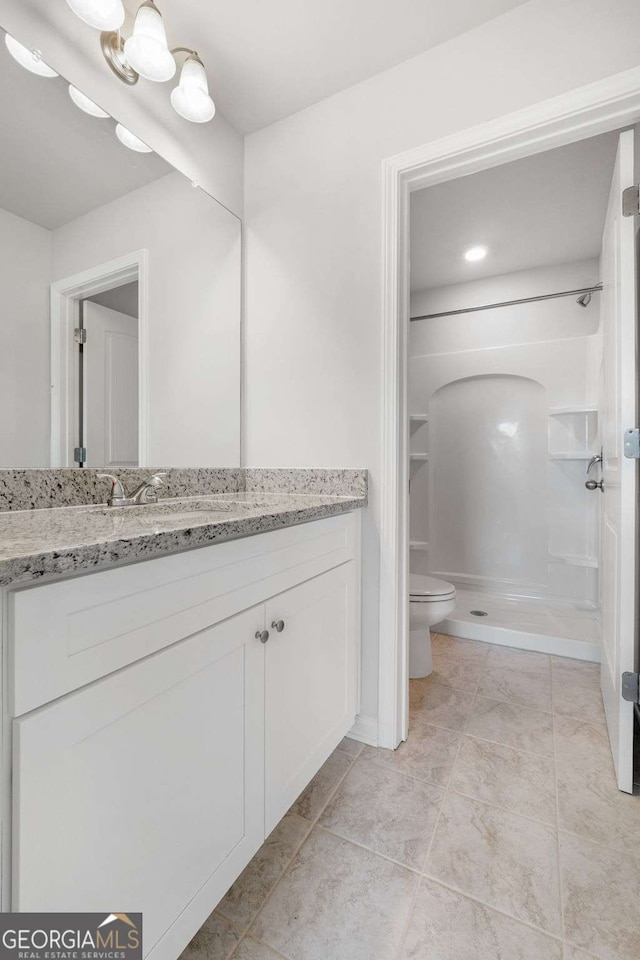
264 562 358 832
13 606 265 960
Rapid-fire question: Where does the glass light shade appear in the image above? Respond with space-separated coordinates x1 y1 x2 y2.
69 85 110 118
115 123 153 153
124 2 175 82
4 35 58 77
170 55 215 123
65 0 125 31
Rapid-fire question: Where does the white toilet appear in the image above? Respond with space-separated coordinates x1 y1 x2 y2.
409 574 457 678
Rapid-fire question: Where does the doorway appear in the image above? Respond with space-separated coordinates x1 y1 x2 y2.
378 74 640 794
50 250 148 469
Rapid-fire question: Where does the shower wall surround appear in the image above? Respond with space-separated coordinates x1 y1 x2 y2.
409 260 602 608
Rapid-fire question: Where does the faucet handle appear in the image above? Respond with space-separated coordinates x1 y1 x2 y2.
97 474 126 500
147 472 167 486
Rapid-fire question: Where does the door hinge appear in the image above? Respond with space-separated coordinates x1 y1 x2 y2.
624 428 640 458
74 327 87 344
622 185 640 217
622 672 640 704
73 447 87 464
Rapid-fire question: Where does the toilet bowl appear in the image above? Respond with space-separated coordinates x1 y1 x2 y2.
409 574 457 679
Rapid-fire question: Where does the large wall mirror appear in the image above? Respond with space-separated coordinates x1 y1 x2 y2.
0 28 241 469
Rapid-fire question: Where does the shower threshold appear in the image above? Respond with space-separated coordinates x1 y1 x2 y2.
438 587 600 662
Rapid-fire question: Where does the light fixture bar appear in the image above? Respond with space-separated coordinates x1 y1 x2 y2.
100 30 139 84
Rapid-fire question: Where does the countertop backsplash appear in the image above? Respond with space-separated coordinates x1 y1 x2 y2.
0 468 368 513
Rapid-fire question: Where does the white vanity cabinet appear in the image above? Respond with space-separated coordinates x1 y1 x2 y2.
264 563 357 832
6 511 361 960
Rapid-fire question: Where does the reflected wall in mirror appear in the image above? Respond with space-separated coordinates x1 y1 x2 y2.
0 28 241 469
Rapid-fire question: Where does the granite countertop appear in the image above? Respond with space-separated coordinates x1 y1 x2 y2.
0 490 367 588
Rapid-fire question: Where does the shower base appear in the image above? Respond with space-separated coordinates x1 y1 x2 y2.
438 587 600 662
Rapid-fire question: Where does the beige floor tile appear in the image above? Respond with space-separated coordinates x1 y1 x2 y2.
335 736 364 757
231 940 285 960
451 736 556 823
551 658 605 725
466 696 555 756
218 812 310 929
424 792 562 935
554 717 640 851
478 648 552 712
553 715 612 766
180 912 242 960
409 678 473 732
362 720 461 785
399 876 563 960
252 827 417 960
559 831 640 960
289 748 353 822
431 634 490 661
563 948 600 960
320 756 443 869
430 653 485 692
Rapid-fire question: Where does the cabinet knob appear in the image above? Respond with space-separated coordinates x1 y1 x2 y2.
271 619 285 633
255 629 270 644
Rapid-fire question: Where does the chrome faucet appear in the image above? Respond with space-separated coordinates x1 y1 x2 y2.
98 472 167 507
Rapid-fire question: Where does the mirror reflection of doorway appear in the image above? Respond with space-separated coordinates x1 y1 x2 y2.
76 280 139 468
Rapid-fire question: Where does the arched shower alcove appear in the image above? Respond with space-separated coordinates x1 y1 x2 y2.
427 374 548 593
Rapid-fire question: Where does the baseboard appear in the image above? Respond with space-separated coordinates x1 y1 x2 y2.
438 618 600 663
348 713 379 746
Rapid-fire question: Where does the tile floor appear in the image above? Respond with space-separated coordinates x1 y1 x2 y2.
181 636 640 960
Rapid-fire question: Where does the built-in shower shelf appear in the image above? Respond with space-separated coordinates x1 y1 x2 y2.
410 540 430 551
548 553 598 568
549 452 593 460
409 414 429 422
548 406 598 416
410 453 429 461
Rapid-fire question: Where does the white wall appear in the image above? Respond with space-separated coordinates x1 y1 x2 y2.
53 172 241 466
243 0 640 726
0 207 52 467
0 0 243 217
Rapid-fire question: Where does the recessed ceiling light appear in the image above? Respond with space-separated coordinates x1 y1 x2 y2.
464 245 488 262
4 34 58 77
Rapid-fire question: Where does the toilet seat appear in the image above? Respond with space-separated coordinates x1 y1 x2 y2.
410 574 456 602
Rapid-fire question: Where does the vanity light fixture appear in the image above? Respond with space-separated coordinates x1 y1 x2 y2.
115 122 153 152
124 1 175 83
4 34 59 77
65 0 125 32
170 51 215 123
464 245 488 262
68 84 110 118
65 0 216 122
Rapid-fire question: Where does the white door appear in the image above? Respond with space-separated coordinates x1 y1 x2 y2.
84 301 139 468
13 606 265 959
264 563 358 833
599 128 638 793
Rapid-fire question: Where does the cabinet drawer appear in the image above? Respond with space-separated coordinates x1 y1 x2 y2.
11 513 357 716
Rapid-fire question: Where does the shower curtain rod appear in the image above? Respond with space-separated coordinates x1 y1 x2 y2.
410 283 603 322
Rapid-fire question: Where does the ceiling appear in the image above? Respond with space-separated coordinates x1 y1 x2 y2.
152 0 529 134
0 33 171 230
88 281 139 318
409 131 620 293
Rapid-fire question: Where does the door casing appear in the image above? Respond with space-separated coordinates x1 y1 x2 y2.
50 250 149 468
379 66 640 750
